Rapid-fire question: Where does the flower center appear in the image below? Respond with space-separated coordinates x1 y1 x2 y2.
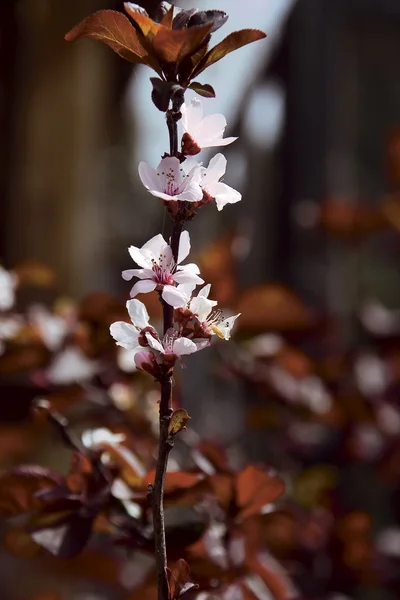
151 253 175 286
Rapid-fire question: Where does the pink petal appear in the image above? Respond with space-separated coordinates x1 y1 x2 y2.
207 181 242 211
198 114 227 145
162 285 188 308
177 230 191 264
130 279 157 298
141 233 168 259
110 322 139 350
182 98 203 134
126 299 150 329
173 270 204 285
145 332 164 353
122 268 152 281
128 245 152 269
204 153 227 182
138 162 161 193
173 337 199 356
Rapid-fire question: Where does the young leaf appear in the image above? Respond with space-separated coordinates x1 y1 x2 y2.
193 29 266 77
152 23 213 64
124 2 160 39
160 4 175 28
167 558 198 599
65 10 147 63
188 82 216 98
168 408 191 435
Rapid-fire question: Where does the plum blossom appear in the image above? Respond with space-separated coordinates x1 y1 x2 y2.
181 97 237 155
122 231 203 308
189 286 240 340
0 266 17 311
146 328 199 359
110 299 151 352
138 156 202 202
184 154 241 211
177 283 240 341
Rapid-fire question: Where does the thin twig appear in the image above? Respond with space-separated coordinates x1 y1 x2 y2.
152 95 185 600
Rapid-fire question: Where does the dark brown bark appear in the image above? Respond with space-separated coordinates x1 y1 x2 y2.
151 96 185 600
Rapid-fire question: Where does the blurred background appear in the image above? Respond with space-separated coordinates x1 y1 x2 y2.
1 0 400 599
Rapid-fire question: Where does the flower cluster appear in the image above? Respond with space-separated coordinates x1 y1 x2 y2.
110 96 242 377
139 98 241 213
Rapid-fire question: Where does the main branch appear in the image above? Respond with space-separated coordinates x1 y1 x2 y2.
152 96 185 600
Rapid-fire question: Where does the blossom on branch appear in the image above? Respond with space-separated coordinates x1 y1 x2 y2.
184 154 242 211
110 299 152 352
122 231 203 308
175 283 240 340
181 97 237 155
138 157 203 202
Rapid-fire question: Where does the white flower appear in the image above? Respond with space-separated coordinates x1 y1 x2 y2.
146 328 199 358
184 154 241 211
138 156 203 202
46 346 97 385
109 299 150 352
0 267 17 311
187 284 218 320
181 98 237 154
177 284 240 341
192 287 240 340
122 232 203 308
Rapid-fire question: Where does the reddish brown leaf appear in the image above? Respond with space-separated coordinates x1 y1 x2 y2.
160 4 175 28
124 3 160 39
193 29 266 77
167 558 198 599
209 473 234 510
235 465 285 521
0 466 63 518
152 23 213 64
65 10 148 64
188 81 216 98
169 409 191 435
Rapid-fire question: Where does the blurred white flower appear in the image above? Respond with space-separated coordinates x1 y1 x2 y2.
122 232 203 308
46 347 97 385
181 97 237 155
138 156 202 202
29 304 69 351
0 266 17 311
82 427 126 451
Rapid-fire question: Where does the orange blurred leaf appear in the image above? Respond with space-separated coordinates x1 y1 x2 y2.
0 466 62 518
3 527 43 559
235 465 285 520
236 284 313 333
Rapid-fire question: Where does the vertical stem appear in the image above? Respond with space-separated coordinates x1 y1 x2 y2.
152 98 184 600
